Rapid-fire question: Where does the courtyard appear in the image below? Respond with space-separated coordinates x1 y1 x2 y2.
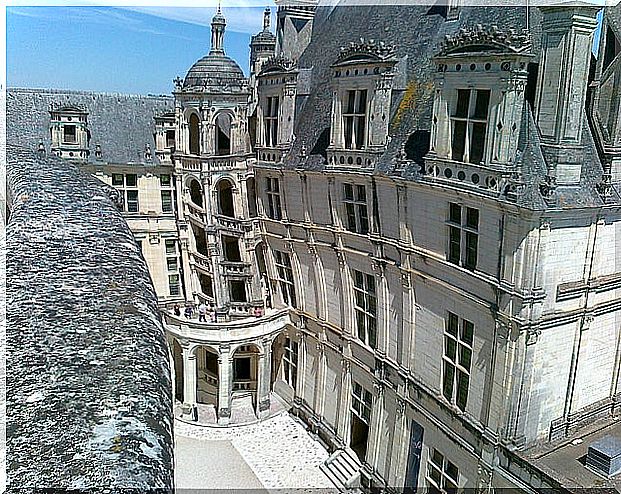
174 411 338 491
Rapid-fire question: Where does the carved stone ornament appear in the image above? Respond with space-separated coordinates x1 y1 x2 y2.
439 25 532 56
334 38 397 66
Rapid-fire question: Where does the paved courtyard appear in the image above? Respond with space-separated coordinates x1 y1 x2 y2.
175 411 338 491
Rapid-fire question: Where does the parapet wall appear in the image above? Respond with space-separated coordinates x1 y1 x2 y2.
5 144 174 489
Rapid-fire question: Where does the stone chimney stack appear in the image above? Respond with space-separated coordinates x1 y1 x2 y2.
534 5 600 187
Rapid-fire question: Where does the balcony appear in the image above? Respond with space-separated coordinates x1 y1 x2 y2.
163 307 292 344
186 201 206 224
192 252 212 273
215 214 245 233
221 261 251 277
422 155 507 195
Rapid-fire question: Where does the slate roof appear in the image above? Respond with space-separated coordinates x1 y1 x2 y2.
6 144 174 489
183 53 247 92
7 88 174 166
283 4 615 210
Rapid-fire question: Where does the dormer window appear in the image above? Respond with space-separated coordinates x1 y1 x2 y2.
264 96 279 147
166 130 175 149
63 125 77 144
344 90 367 150
451 89 490 164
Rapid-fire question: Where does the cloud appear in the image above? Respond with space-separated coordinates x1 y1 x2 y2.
120 6 274 35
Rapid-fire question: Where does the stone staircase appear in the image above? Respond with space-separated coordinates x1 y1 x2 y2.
320 447 363 491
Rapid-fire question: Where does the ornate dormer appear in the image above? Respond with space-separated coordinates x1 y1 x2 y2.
327 38 398 170
49 104 90 161
256 55 298 163
424 25 533 196
154 111 176 163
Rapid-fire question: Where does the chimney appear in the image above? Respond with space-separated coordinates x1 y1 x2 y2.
535 5 600 187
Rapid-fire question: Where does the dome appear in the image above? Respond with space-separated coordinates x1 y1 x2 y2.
183 53 246 91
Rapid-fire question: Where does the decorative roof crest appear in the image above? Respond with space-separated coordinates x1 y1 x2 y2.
335 38 397 66
49 103 88 114
261 55 297 74
439 24 532 56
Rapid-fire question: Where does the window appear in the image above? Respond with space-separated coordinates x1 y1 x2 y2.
223 236 242 262
168 274 180 296
343 184 369 234
426 448 459 494
274 250 297 308
166 130 175 148
352 382 372 424
447 203 479 270
283 337 298 388
353 270 377 349
63 125 77 144
442 312 474 411
451 89 490 164
266 177 283 220
165 239 180 296
264 96 279 147
230 280 247 302
343 89 368 149
160 174 175 214
112 173 139 213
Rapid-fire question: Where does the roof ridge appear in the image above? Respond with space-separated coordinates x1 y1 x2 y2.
7 87 173 100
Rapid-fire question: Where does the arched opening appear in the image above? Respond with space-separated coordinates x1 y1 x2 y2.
192 223 208 257
232 344 260 408
172 339 184 403
246 177 257 217
199 274 214 299
217 179 235 217
215 113 231 156
196 346 219 407
189 178 203 207
189 113 200 155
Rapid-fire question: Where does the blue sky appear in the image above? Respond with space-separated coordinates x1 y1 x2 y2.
7 5 604 96
7 6 271 94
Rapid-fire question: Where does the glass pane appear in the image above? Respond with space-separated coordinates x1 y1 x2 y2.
447 313 459 337
161 191 172 212
167 257 178 271
355 115 365 149
465 232 478 270
344 183 354 200
449 227 461 264
469 122 487 164
455 89 470 118
368 320 377 349
443 363 454 400
449 203 461 224
452 121 467 162
125 174 137 187
160 174 171 186
165 239 175 254
446 461 459 482
356 185 366 202
459 346 472 370
466 207 479 230
445 337 457 361
346 90 356 114
346 203 357 231
461 320 474 346
431 449 444 468
354 270 364 289
456 371 469 410
112 173 123 186
344 116 354 149
359 205 369 234
473 89 491 119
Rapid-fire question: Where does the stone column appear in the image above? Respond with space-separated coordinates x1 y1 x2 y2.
256 340 272 418
183 346 197 406
217 344 232 425
337 355 353 446
391 398 408 488
296 330 308 401
366 383 385 471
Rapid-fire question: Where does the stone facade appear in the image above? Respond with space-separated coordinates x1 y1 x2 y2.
6 3 621 492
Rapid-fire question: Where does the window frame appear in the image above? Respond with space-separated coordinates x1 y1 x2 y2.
266 177 283 220
63 124 77 144
160 173 175 214
426 448 459 494
351 382 373 424
343 183 369 235
442 312 474 411
447 203 479 271
450 88 491 165
283 337 298 388
343 89 368 150
274 250 297 308
264 95 280 148
352 269 377 349
112 173 140 213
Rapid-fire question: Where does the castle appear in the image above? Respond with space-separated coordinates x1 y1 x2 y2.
6 2 621 491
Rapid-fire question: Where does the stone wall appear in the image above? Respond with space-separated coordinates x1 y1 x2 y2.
6 144 174 489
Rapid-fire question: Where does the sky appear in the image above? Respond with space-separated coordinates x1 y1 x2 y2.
6 6 273 94
7 4 605 96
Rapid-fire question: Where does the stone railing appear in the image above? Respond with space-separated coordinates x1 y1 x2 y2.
327 148 383 169
164 308 292 344
6 145 174 489
191 251 212 273
221 261 252 277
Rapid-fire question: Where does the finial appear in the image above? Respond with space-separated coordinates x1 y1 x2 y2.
263 7 271 31
210 2 226 54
